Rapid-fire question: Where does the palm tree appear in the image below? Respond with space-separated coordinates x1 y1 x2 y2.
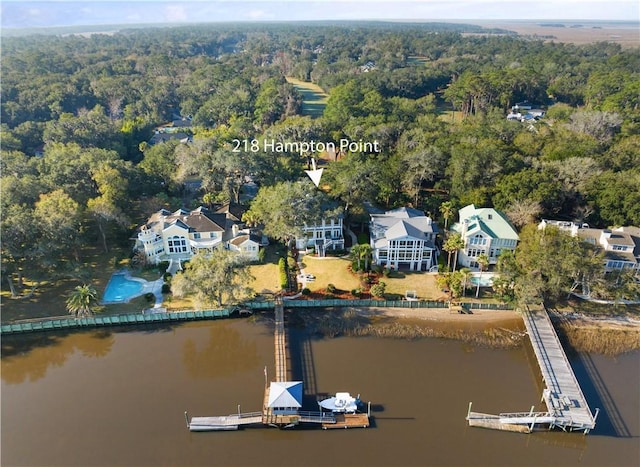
350 244 363 271
66 284 98 318
444 233 465 273
439 201 455 230
459 267 472 297
359 243 373 272
202 192 216 210
475 254 490 298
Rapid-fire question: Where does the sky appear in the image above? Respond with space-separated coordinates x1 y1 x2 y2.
2 0 639 29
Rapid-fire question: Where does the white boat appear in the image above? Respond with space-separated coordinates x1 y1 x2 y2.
318 392 360 413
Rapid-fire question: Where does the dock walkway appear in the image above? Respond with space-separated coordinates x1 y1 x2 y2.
274 296 287 382
467 306 597 434
523 306 596 431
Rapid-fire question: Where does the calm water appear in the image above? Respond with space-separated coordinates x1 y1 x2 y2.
2 319 639 466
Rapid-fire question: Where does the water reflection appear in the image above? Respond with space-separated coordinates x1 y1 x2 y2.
1 330 115 384
182 322 260 379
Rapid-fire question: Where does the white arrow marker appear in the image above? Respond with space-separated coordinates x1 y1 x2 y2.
305 158 324 188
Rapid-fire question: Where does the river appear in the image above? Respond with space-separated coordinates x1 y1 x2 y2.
2 318 639 466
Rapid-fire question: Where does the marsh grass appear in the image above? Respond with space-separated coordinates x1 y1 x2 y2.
284 308 523 348
557 323 640 356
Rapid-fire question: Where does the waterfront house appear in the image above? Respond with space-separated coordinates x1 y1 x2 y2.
538 220 640 276
451 204 519 270
369 207 439 271
228 230 263 261
296 215 345 257
135 205 263 264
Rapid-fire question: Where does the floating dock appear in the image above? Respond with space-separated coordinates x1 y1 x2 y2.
467 306 598 434
322 413 370 429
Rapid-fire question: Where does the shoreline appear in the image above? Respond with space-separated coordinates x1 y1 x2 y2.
282 306 640 355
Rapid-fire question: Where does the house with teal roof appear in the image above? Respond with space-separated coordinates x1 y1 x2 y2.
451 204 519 270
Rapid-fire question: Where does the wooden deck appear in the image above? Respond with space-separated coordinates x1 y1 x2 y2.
322 413 370 429
467 306 598 434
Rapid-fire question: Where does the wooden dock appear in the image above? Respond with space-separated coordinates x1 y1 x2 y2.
186 412 263 431
187 298 369 432
322 413 370 429
274 296 287 382
467 306 598 434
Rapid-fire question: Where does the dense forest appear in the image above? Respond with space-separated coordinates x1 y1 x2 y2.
2 21 639 290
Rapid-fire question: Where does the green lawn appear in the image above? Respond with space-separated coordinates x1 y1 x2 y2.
382 271 448 301
248 244 286 295
286 77 328 118
0 247 168 321
299 255 361 293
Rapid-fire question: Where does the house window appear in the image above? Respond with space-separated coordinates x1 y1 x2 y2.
194 233 201 239
210 232 217 238
168 236 188 254
612 245 627 251
470 234 486 246
379 251 388 259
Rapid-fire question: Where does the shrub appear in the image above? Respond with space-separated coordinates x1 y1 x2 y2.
144 292 155 302
351 288 361 297
382 267 391 277
161 283 171 294
163 272 172 281
258 247 266 263
158 261 170 272
278 257 288 289
301 287 311 296
327 283 337 293
287 256 297 270
370 281 386 298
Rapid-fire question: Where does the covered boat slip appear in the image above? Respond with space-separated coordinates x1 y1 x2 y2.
467 306 598 434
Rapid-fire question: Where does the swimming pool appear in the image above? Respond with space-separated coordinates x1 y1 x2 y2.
469 273 495 287
103 273 145 303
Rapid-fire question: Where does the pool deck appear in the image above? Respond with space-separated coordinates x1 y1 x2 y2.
102 270 164 307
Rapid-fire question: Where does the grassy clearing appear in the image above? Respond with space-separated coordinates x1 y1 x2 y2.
286 77 328 118
248 244 286 295
382 271 447 301
298 255 361 293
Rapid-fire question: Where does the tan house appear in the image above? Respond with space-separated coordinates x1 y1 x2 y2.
539 220 640 276
135 205 263 265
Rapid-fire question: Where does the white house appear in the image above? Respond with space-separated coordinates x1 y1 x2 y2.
135 205 263 265
369 207 439 271
296 215 344 257
538 220 640 276
228 230 263 261
451 204 519 270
